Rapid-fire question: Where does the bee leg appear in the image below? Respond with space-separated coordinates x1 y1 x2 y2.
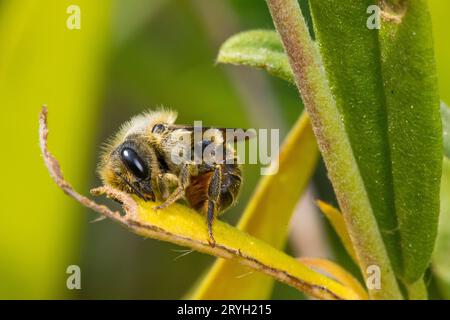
154 164 191 210
206 165 222 247
206 200 217 247
156 173 179 201
156 175 169 200
154 186 184 210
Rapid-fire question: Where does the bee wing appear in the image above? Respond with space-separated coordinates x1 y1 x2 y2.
166 125 256 142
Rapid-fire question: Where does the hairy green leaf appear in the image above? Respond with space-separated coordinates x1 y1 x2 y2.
308 0 442 283
217 30 294 83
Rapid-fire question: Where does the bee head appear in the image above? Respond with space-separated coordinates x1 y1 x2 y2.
99 134 155 201
98 108 177 201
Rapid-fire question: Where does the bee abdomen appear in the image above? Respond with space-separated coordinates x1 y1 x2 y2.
185 163 241 215
218 164 241 212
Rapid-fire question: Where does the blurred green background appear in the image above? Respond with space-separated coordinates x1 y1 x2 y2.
0 0 448 299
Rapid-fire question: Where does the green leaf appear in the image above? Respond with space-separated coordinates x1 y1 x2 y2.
308 0 442 284
220 19 441 288
441 102 450 159
217 30 294 83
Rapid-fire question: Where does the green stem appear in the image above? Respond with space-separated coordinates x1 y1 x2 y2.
406 278 428 300
266 0 402 299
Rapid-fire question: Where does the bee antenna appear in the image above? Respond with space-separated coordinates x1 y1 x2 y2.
117 173 148 201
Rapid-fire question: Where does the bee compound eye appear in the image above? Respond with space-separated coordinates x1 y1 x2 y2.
120 147 149 180
152 123 165 134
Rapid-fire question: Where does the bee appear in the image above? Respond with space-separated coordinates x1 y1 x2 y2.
99 109 249 246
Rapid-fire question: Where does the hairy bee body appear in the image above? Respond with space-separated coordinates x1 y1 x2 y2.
99 109 243 245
